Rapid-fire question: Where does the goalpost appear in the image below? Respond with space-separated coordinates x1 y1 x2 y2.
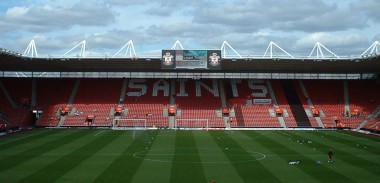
174 119 209 130
112 118 147 130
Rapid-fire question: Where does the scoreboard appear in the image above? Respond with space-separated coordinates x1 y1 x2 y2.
161 50 221 70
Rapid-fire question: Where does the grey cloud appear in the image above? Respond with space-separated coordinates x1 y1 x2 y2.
146 23 224 39
351 0 380 23
146 4 175 16
373 34 380 42
103 0 150 5
192 0 368 32
273 10 367 32
0 2 115 33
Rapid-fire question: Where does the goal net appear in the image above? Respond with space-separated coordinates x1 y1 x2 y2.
174 119 209 130
112 119 147 130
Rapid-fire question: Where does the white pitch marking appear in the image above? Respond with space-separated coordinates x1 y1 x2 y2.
0 130 50 146
94 130 106 136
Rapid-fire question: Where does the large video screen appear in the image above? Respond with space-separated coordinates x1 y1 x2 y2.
161 50 221 70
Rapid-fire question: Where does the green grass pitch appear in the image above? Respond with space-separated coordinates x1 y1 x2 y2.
0 129 379 183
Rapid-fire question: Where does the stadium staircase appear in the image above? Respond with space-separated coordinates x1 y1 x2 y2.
0 80 20 108
31 79 36 107
267 80 286 128
111 78 129 126
303 80 344 128
343 81 351 117
218 80 228 108
36 79 76 126
66 79 81 107
357 105 380 129
271 80 297 127
64 79 123 127
0 78 32 129
228 80 282 128
58 79 81 127
233 105 245 127
168 79 176 128
344 80 380 129
295 80 324 128
118 79 128 106
280 80 311 127
218 80 231 128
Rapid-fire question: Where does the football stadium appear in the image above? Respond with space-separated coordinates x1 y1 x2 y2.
0 39 380 182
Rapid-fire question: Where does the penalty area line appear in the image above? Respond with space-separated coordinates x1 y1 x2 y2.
94 130 106 136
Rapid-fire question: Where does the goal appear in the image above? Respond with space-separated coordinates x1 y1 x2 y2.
112 118 147 130
174 119 209 130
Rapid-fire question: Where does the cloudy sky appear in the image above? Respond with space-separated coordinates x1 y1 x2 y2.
0 0 379 57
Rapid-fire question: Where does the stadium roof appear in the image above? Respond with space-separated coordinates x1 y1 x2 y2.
19 40 380 60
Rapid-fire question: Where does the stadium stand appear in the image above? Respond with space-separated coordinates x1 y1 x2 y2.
174 79 224 128
119 79 170 128
228 79 282 128
1 77 379 132
62 78 123 127
1 42 380 133
36 79 76 126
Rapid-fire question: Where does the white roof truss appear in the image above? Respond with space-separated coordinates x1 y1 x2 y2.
171 40 184 50
221 41 242 58
61 40 87 58
308 42 339 59
15 72 27 77
263 41 294 58
23 40 38 57
113 40 137 58
361 41 380 57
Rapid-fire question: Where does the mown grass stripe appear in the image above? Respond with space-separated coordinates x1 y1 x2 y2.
317 131 380 154
131 130 176 183
195 131 245 183
242 131 356 183
170 130 207 183
0 129 59 150
227 131 319 183
94 130 159 183
211 131 282 183
17 130 121 183
341 131 380 145
54 130 131 183
0 129 86 172
279 131 379 181
281 131 380 176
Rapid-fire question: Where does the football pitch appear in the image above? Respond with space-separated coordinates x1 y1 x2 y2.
0 129 379 183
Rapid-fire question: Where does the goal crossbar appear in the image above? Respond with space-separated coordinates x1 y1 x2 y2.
112 118 147 130
174 119 209 130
